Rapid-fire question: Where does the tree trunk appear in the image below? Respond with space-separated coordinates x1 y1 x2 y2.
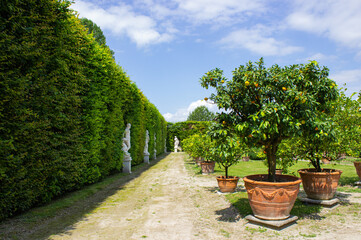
266 142 279 182
225 166 228 178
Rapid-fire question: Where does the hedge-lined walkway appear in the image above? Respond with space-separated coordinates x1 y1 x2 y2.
2 153 361 239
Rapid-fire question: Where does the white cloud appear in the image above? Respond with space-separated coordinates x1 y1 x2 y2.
163 99 218 122
297 53 337 63
330 69 361 95
330 69 361 84
71 0 172 47
174 0 265 25
219 26 302 56
136 0 265 25
286 0 361 51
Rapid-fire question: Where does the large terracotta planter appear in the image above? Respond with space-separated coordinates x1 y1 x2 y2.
244 174 301 220
216 176 239 193
354 161 361 181
298 168 342 200
201 161 215 174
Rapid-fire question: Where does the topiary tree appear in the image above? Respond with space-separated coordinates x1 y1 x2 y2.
187 106 216 121
200 58 339 181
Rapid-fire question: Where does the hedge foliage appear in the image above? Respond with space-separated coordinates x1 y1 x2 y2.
0 0 166 220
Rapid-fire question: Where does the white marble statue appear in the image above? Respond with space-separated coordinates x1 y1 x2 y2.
174 136 179 152
122 123 131 156
144 130 150 155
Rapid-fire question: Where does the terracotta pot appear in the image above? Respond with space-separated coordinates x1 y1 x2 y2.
216 176 239 193
354 162 361 181
298 168 342 200
244 174 301 220
201 161 215 174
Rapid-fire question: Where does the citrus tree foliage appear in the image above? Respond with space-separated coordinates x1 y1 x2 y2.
0 0 166 220
182 134 213 161
333 91 361 158
187 106 215 121
207 123 246 178
200 58 339 181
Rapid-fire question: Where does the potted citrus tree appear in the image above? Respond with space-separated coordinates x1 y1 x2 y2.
182 133 215 173
333 91 361 181
296 120 343 200
198 134 216 174
207 122 245 192
200 59 339 220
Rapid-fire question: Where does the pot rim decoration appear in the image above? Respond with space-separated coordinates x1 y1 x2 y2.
243 174 302 220
298 168 342 200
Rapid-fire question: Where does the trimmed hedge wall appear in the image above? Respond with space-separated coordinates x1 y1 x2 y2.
167 121 211 151
0 0 166 220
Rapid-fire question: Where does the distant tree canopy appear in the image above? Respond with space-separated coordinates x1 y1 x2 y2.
187 106 216 121
80 17 115 57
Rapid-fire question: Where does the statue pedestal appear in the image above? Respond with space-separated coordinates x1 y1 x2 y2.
123 155 132 173
153 151 157 160
174 149 178 153
144 153 150 164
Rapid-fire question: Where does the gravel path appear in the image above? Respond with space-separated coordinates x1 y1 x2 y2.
2 152 361 239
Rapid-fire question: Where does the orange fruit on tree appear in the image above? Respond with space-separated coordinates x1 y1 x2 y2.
282 87 287 91
245 81 250 86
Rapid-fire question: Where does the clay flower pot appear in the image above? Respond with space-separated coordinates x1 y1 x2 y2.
298 168 342 200
243 174 301 220
201 161 215 174
216 176 239 193
354 161 361 181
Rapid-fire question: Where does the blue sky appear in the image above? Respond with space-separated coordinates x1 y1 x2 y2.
71 0 361 122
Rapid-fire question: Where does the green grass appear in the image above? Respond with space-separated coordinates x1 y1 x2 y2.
194 158 360 187
0 159 159 239
17 163 150 222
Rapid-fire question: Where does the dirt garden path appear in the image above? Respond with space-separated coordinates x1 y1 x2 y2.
2 152 361 239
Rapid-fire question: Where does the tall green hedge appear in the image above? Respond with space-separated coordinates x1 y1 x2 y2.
0 0 166 220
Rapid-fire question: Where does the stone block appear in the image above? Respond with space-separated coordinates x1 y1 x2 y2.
245 215 298 229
